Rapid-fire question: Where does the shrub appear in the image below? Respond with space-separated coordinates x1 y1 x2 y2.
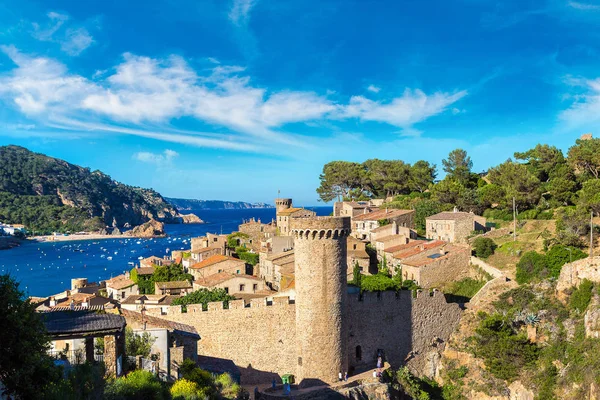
471 313 538 381
361 273 399 292
238 251 259 266
104 370 166 400
472 237 497 259
170 379 206 400
545 245 587 278
570 279 594 313
172 288 236 311
125 327 156 358
516 251 548 284
215 373 243 399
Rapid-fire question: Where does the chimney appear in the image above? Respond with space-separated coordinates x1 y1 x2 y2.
69 299 75 310
392 221 397 234
49 297 56 307
453 206 458 213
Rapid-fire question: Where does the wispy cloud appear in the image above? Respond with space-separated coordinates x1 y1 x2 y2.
31 11 95 56
567 1 600 10
133 149 179 165
228 0 257 26
367 84 381 93
0 47 467 151
560 76 600 128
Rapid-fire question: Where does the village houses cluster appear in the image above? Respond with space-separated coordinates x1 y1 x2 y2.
30 197 487 383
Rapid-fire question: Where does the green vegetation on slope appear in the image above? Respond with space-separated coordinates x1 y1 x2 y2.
0 145 179 233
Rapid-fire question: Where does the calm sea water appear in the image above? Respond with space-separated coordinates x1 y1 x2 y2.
1 207 331 297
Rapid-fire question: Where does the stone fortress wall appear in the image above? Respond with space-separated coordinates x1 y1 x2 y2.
148 215 464 385
149 290 462 384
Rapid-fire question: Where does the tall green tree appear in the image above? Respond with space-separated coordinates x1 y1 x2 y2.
316 161 366 202
514 144 566 182
442 149 473 185
0 274 61 399
578 179 600 215
409 160 437 193
567 137 600 179
487 160 542 209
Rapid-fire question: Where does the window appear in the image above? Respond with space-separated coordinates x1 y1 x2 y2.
253 284 258 292
121 291 125 299
353 244 357 250
239 284 245 292
224 287 229 294
218 269 222 273
236 270 240 274
356 346 362 361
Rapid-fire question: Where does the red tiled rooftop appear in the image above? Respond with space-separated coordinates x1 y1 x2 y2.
190 254 243 270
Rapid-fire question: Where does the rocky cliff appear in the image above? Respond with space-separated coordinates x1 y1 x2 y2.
125 219 166 238
0 145 190 232
166 197 273 210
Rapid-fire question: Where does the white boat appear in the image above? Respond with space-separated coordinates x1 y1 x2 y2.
107 256 113 260
138 256 143 260
128 261 134 266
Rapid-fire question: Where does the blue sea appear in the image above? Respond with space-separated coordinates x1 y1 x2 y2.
1 207 331 297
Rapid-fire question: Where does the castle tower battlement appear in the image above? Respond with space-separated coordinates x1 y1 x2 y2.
291 216 350 387
275 198 293 214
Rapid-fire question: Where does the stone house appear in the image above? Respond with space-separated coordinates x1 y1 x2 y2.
140 256 172 269
184 246 223 270
347 236 371 279
426 210 487 244
120 309 199 380
352 209 415 241
105 274 138 301
188 255 248 281
191 233 228 253
383 240 446 270
155 280 193 296
120 294 179 313
193 272 265 295
259 250 295 289
238 218 277 252
400 244 471 288
333 201 378 218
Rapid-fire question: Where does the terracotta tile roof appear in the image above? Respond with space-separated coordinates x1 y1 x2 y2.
120 309 199 339
353 208 414 221
136 267 156 275
402 245 469 267
371 224 392 233
195 272 261 287
384 240 428 254
120 294 178 305
426 211 474 221
106 275 136 290
190 254 243 270
388 240 446 260
266 250 294 262
191 246 221 254
154 280 192 290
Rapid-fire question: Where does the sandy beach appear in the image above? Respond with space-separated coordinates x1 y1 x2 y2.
29 233 119 243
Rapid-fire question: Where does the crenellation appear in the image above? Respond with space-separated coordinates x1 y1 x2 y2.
273 296 291 306
207 301 224 311
250 298 267 308
228 299 246 309
186 304 203 313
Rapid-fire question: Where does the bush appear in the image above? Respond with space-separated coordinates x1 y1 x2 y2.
237 251 259 266
215 373 243 399
471 313 538 381
473 237 497 259
516 251 548 284
172 288 236 311
361 273 399 292
483 209 513 221
104 370 166 400
125 327 156 358
170 379 207 400
545 245 587 278
570 279 594 313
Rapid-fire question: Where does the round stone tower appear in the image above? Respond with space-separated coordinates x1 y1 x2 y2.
275 198 293 214
291 216 350 387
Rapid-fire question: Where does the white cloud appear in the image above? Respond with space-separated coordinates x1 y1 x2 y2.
31 11 94 56
568 1 600 10
0 47 467 151
228 0 257 26
367 84 381 93
133 149 179 165
339 89 468 132
560 77 600 128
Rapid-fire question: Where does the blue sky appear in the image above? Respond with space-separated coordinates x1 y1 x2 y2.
1 0 599 205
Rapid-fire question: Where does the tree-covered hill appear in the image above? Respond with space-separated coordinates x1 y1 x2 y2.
317 136 600 243
0 145 181 233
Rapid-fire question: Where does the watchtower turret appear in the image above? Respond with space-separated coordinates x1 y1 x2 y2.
291 216 350 387
275 198 293 214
